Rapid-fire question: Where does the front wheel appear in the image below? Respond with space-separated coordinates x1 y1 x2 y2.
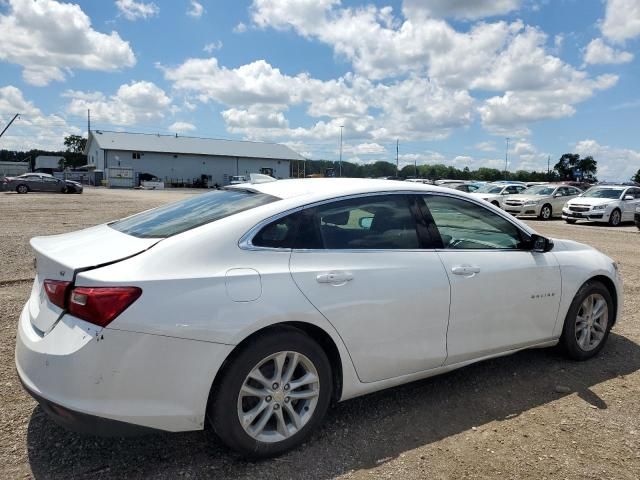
609 208 621 227
560 281 614 360
16 184 28 194
209 327 332 458
539 204 552 220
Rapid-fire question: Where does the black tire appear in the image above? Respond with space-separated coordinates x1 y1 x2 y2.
16 184 28 194
209 326 333 458
560 281 614 361
539 204 552 220
608 208 621 227
565 219 577 224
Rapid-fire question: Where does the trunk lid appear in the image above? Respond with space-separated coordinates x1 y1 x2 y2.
29 224 159 334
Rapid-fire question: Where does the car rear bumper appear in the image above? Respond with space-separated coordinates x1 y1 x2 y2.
16 302 234 434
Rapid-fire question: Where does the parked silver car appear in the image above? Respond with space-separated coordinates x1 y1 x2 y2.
503 184 582 220
2 173 83 194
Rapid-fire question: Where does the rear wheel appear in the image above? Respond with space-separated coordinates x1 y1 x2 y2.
16 184 28 194
539 204 552 220
560 281 613 360
209 327 332 458
608 209 621 226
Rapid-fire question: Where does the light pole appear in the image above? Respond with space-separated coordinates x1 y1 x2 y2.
504 137 510 180
339 125 344 177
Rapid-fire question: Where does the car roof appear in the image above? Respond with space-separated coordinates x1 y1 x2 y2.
227 178 445 201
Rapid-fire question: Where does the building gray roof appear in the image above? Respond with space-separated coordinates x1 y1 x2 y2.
85 130 305 161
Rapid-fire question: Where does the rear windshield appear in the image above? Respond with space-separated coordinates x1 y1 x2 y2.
110 189 278 238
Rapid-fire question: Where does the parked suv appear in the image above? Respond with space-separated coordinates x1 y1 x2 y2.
504 184 582 220
469 183 527 208
562 185 640 226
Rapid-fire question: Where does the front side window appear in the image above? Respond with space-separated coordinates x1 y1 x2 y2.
424 195 526 250
582 188 624 199
475 184 503 194
111 189 278 238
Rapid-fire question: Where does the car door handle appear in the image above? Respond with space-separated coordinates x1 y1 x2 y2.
451 265 481 276
316 271 354 284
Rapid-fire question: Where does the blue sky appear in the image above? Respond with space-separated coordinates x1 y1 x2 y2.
1 0 639 180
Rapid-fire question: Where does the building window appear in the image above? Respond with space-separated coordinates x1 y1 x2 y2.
132 152 141 159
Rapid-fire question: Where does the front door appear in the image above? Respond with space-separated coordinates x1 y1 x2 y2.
288 194 451 383
622 188 640 221
422 194 562 365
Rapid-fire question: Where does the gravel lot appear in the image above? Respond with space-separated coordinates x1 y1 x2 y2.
1 188 639 479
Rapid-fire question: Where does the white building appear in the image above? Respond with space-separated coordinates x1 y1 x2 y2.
84 130 304 186
35 155 64 171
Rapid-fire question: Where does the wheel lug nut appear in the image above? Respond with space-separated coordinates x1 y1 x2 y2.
272 383 279 390
284 397 290 403
266 395 272 402
274 403 280 410
284 384 290 391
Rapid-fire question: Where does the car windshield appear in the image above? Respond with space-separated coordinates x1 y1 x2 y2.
110 189 278 238
474 184 503 194
524 185 555 196
581 188 624 199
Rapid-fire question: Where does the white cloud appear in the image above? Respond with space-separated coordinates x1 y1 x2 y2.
233 22 248 33
403 0 521 20
584 38 633 65
475 141 497 152
574 139 640 181
168 121 196 133
601 0 640 43
0 0 136 86
65 81 171 126
203 41 223 53
344 142 387 155
222 105 289 130
478 74 618 133
0 85 80 151
115 0 159 21
187 0 204 18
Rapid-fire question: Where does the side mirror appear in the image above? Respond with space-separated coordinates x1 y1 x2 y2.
501 191 509 195
624 195 634 201
358 217 373 229
554 193 562 198
531 234 554 253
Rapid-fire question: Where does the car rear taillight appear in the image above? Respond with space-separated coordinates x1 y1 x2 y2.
68 287 142 327
43 279 72 309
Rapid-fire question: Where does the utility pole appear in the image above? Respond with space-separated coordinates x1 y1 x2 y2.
339 125 344 177
87 109 91 133
547 155 550 180
414 156 418 178
0 113 19 139
396 139 399 176
504 137 510 180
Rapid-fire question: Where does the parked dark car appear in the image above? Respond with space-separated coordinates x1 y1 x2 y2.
2 173 83 194
635 206 640 230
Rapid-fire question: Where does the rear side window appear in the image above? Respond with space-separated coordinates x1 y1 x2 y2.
110 189 278 238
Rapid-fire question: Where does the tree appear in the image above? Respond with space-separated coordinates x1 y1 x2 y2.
554 153 597 181
61 135 88 169
632 169 640 184
63 135 87 154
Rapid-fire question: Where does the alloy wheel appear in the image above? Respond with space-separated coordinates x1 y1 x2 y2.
610 210 621 226
237 351 320 443
541 205 551 220
575 293 608 351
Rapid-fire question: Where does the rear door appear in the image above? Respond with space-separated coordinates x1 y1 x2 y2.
288 194 451 383
421 193 561 365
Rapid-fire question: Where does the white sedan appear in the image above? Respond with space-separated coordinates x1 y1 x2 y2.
469 182 527 208
16 179 622 457
563 185 640 226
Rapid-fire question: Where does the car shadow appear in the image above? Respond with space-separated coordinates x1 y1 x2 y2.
27 333 640 479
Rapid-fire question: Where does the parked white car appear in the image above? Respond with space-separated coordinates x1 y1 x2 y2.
504 184 582 220
469 182 527 208
562 185 640 226
16 179 622 457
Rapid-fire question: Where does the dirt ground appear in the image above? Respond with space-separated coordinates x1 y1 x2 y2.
1 187 639 479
